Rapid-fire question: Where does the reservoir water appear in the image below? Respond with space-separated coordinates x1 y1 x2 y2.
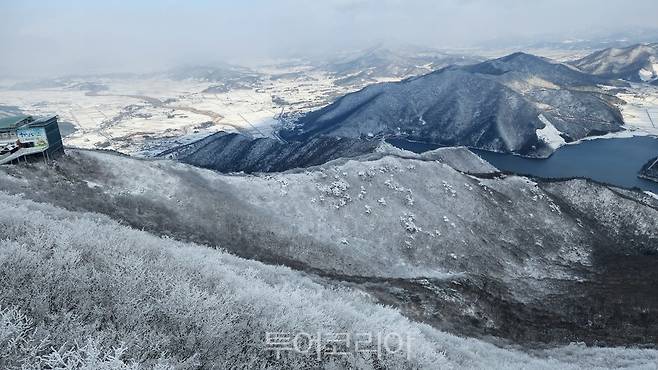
388 136 658 194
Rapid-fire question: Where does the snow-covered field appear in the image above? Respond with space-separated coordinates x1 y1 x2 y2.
541 83 658 148
0 79 215 153
0 65 379 156
616 83 658 135
2 51 657 160
0 77 280 155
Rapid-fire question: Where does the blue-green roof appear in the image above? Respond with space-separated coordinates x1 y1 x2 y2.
0 115 31 130
29 116 58 127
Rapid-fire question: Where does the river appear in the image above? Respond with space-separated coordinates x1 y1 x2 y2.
388 136 658 193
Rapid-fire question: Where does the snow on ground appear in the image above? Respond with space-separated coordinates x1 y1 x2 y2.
615 83 658 136
0 79 228 154
638 62 657 82
537 114 567 149
645 191 658 201
3 57 656 158
0 64 392 156
0 76 293 155
2 150 658 368
2 190 658 369
474 48 590 63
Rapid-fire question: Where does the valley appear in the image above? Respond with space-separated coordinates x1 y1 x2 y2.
0 48 479 157
1 47 657 171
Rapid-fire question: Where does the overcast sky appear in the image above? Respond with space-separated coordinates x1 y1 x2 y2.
1 0 657 77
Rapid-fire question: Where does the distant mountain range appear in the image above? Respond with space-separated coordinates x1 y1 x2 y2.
163 46 482 92
570 43 658 83
283 52 623 157
480 28 658 52
165 64 264 92
318 46 483 86
163 46 658 174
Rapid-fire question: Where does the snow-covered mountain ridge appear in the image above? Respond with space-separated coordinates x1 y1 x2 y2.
2 149 658 349
3 183 658 369
282 52 624 158
570 43 658 83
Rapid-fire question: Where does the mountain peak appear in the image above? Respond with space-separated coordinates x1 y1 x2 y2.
570 43 658 82
463 51 604 86
499 51 547 63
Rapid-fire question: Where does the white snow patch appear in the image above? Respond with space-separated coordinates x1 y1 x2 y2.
375 141 419 157
639 68 654 82
85 180 102 189
645 191 658 201
639 61 658 82
595 83 658 138
536 114 566 149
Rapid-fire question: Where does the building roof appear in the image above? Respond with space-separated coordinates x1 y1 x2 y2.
0 115 32 130
0 115 57 130
29 115 58 127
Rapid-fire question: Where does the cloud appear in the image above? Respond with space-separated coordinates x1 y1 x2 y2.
0 0 657 77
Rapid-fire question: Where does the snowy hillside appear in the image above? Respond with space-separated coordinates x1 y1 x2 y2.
4 1 658 368
285 52 623 157
319 46 482 86
159 131 381 173
0 47 485 157
570 43 658 83
465 52 608 87
4 190 658 369
2 150 658 351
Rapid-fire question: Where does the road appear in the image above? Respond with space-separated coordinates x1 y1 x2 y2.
647 109 656 128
